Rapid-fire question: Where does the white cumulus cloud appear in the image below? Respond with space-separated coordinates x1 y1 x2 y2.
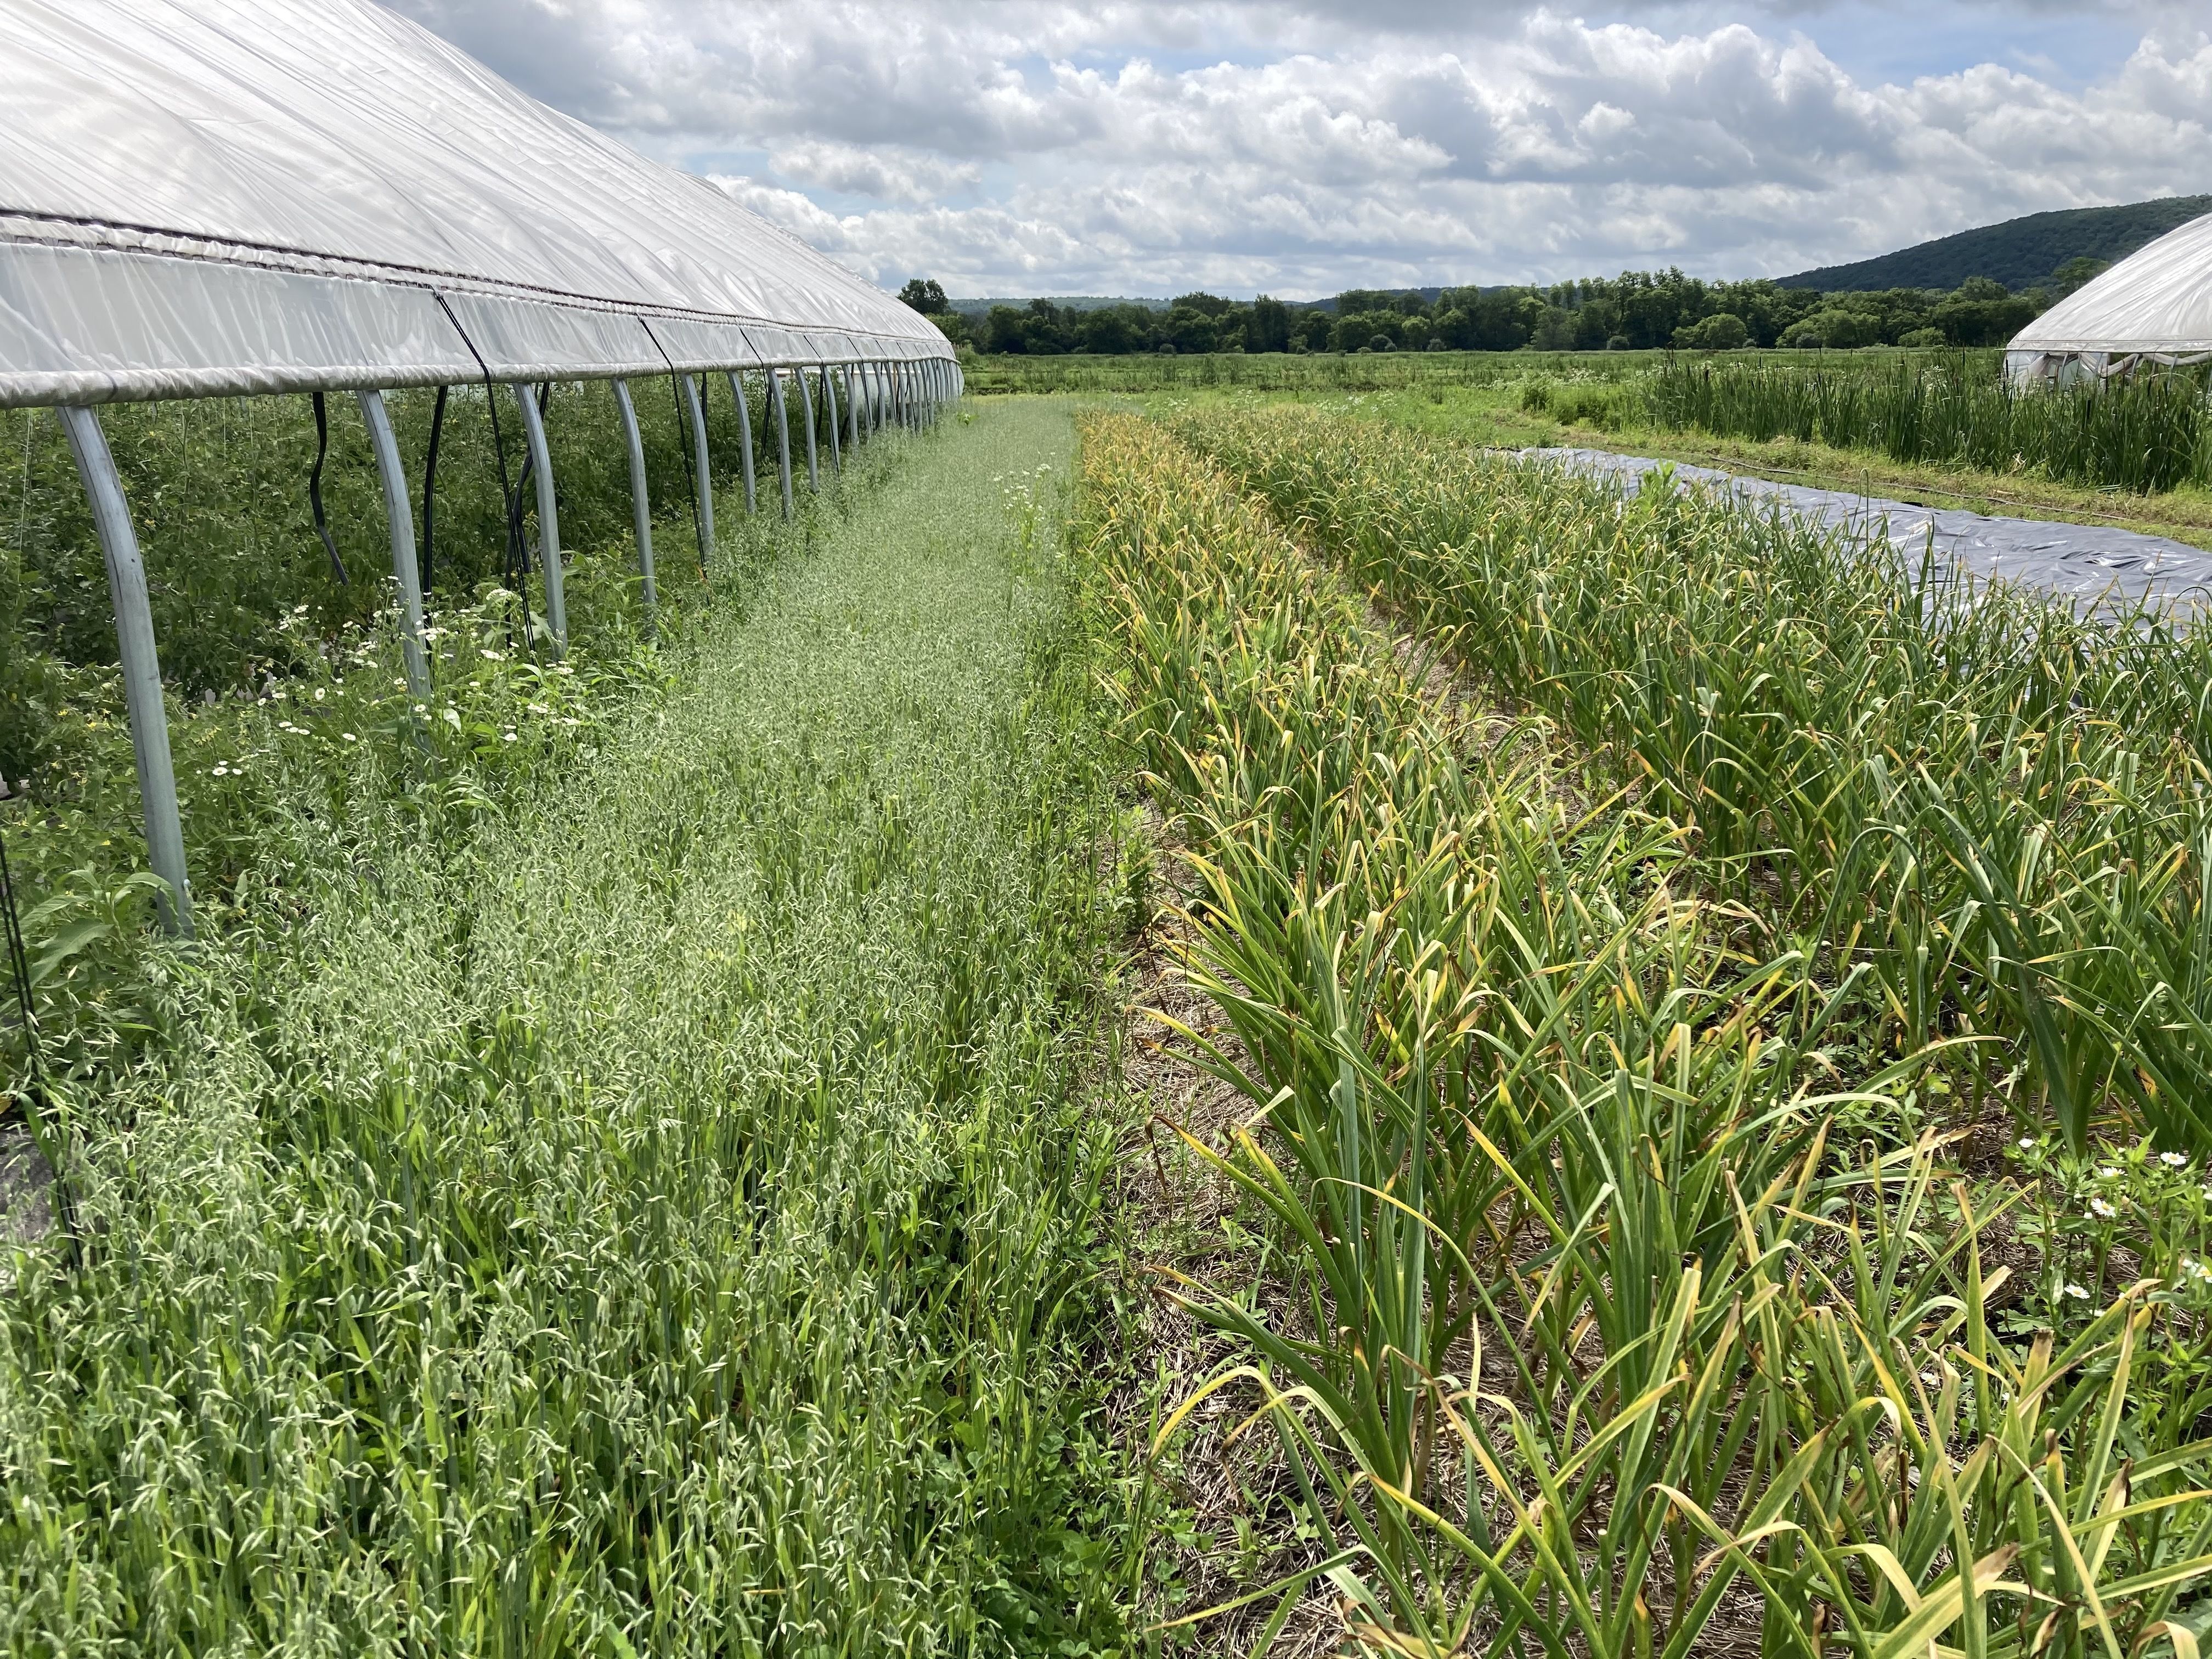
383 0 2212 296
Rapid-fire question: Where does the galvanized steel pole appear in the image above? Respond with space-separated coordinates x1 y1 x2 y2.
844 363 861 452
797 366 820 491
356 390 432 702
610 379 657 623
679 372 714 573
767 367 794 520
820 364 841 473
509 383 567 654
57 405 192 936
725 371 758 515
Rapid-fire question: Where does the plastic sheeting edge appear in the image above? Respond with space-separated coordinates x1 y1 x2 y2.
0 241 953 409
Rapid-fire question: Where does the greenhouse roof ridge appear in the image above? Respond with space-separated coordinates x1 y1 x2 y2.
0 0 950 408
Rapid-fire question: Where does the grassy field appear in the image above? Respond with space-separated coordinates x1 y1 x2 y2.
10 380 2212 1658
960 346 2212 552
960 346 1874 397
1 400 1158 1654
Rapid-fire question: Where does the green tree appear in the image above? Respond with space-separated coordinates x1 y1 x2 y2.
1170 291 1236 317
898 278 949 315
1247 296 1291 353
1674 312 1748 351
2052 256 2111 296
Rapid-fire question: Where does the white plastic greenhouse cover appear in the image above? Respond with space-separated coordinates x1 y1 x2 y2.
0 0 953 408
2005 208 2212 385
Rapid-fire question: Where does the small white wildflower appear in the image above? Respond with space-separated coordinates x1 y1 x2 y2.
526 702 550 714
2162 1152 2190 1168
554 664 574 676
2018 1137 2035 1149
501 730 518 742
414 703 427 715
2064 1283 2091 1300
340 732 358 743
481 649 503 661
211 766 228 777
393 678 408 690
2089 1197 2117 1219
2098 1166 2118 1180
558 717 580 727
313 687 326 702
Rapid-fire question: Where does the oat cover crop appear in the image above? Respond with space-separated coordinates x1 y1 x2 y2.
1076 412 2212 1656
0 403 1149 1654
1173 402 2212 1155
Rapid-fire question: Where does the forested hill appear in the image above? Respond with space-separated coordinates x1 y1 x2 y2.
1780 196 2212 293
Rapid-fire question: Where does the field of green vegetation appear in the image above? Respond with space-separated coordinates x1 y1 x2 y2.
1641 356 2212 492
0 399 1167 1652
7 380 2212 1657
963 348 1798 397
1084 404 2212 1655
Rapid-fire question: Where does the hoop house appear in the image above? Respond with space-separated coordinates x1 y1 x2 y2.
0 0 960 934
2005 208 2212 385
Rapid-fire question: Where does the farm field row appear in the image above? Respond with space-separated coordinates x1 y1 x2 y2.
1 402 1155 1653
8 388 2212 1656
1086 407 2212 1655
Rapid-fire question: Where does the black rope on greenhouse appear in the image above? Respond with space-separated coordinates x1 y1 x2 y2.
0 822 75 1261
308 390 349 585
637 317 710 581
433 292 534 653
420 383 448 594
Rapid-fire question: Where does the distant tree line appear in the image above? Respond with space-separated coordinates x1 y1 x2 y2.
894 266 2097 357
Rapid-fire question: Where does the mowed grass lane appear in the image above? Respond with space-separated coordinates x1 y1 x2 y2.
0 400 1143 1655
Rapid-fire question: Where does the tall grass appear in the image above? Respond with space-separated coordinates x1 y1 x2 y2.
1077 411 2212 1657
0 402 1152 1652
1642 356 2212 492
964 351 1662 396
1173 402 2212 1154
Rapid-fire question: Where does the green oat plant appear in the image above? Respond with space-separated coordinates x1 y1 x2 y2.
0 401 1154 1655
1 370 856 1064
1078 413 2212 1658
1171 402 2212 1153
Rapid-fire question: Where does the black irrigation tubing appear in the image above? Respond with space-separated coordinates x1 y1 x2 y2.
420 382 447 593
433 291 534 653
308 390 349 585
637 317 710 580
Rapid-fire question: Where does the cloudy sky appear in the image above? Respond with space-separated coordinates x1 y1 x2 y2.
385 0 2212 300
